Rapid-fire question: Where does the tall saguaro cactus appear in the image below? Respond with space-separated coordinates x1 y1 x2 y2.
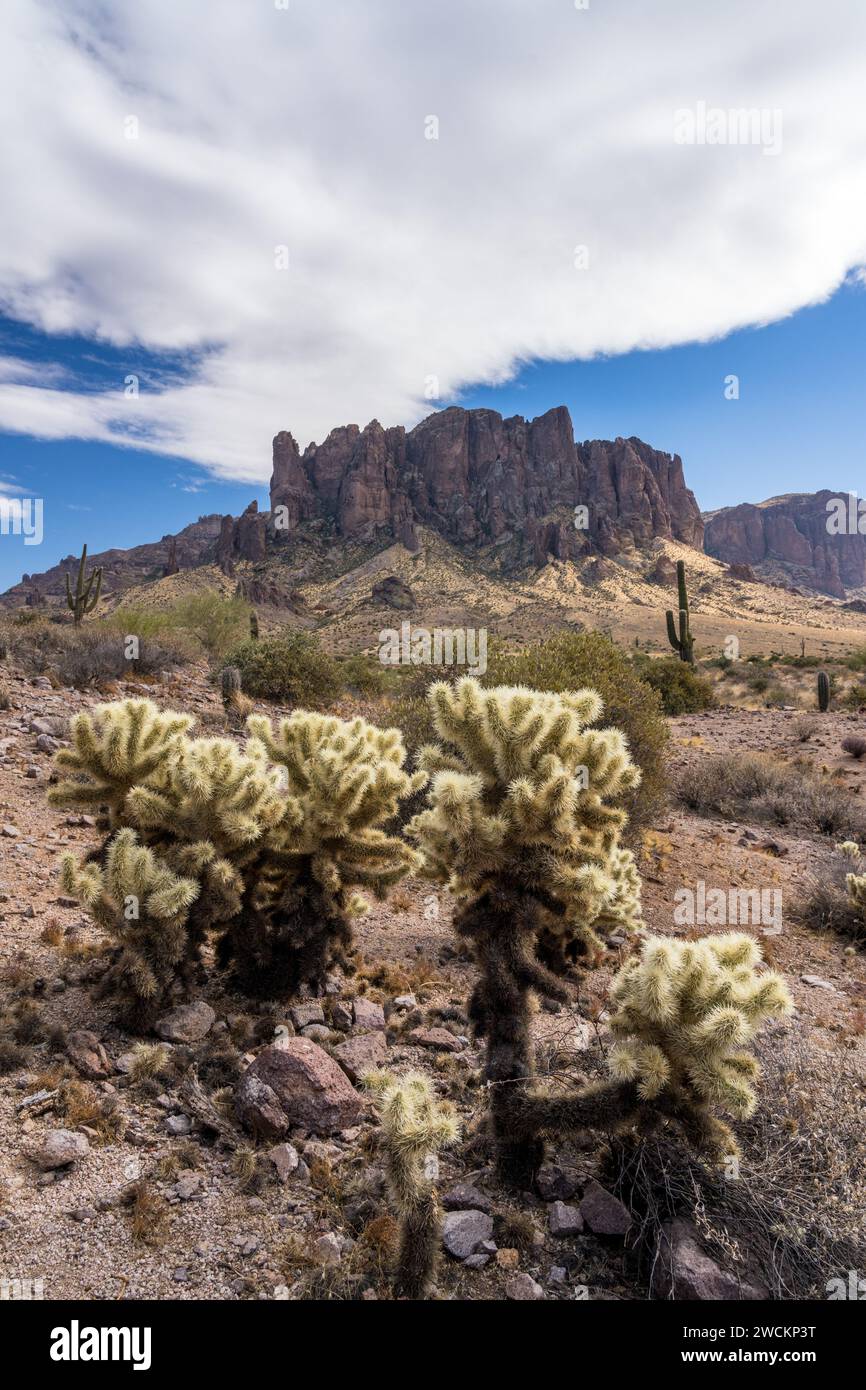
665 559 694 664
65 544 103 625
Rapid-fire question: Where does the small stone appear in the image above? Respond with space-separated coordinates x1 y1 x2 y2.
352 998 386 1031
173 1171 202 1201
312 1233 342 1267
442 1182 493 1214
407 1027 462 1053
442 1209 494 1261
549 1201 584 1237
66 1029 112 1080
505 1273 545 1301
32 1128 89 1170
329 1001 353 1031
464 1253 490 1269
155 1001 215 1043
290 1002 325 1030
800 974 840 992
536 1163 580 1202
549 1266 567 1284
301 1024 332 1043
578 1180 631 1237
495 1248 519 1269
164 1113 192 1137
268 1143 300 1181
652 1219 768 1300
392 994 416 1011
332 1031 387 1083
1 825 19 838
173 1268 189 1283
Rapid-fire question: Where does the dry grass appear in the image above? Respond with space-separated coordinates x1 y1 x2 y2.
123 1181 171 1247
678 751 866 840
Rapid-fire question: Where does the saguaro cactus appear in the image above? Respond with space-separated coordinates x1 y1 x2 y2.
65 544 103 625
665 559 694 664
365 1070 458 1299
817 670 830 712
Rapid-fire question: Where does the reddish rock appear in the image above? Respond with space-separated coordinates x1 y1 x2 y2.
705 491 866 597
66 1030 112 1080
332 1031 387 1083
407 1027 463 1053
235 1039 362 1138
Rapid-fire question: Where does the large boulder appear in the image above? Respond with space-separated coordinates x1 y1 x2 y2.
235 1039 363 1138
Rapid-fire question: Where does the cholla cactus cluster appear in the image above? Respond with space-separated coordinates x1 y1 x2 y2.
607 933 793 1155
222 712 425 992
366 1070 459 1298
408 677 643 1184
52 698 422 1024
409 678 642 963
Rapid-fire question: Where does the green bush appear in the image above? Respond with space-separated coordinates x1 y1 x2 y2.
482 632 669 834
633 655 716 716
115 592 251 660
338 652 387 696
225 632 341 706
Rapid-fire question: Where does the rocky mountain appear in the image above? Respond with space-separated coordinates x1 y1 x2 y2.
2 406 704 608
270 405 703 560
704 492 866 599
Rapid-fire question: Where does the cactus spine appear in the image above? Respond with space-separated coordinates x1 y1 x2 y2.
366 1070 458 1298
249 608 259 641
817 670 830 712
65 544 103 625
665 559 694 664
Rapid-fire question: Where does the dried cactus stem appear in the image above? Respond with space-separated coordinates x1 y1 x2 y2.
396 1189 441 1299
665 559 694 663
220 666 242 707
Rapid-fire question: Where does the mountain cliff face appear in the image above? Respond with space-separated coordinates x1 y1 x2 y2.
2 405 705 607
270 405 704 560
704 492 866 598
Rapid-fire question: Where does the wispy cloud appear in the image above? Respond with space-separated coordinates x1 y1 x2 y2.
0 0 865 483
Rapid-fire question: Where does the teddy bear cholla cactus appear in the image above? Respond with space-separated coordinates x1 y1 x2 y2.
223 712 425 993
606 933 793 1156
408 677 643 1185
51 698 423 1022
60 828 200 1028
365 1070 459 1299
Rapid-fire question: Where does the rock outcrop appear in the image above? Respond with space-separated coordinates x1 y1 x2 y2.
704 492 866 598
270 406 704 564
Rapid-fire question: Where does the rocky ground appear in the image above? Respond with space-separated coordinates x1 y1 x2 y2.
1 662 865 1302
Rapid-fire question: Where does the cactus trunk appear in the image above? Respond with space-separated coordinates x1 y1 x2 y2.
665 559 694 663
817 670 830 712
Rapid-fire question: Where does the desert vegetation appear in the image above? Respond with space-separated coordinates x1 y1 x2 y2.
1 602 865 1304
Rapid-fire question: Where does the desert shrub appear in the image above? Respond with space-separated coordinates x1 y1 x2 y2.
841 683 866 710
484 632 669 834
51 697 422 1023
678 752 866 839
339 652 387 696
632 654 715 715
224 632 341 706
799 841 866 947
56 630 186 688
842 735 866 760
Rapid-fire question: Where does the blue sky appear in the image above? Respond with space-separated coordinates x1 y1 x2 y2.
2 2 866 594
1 280 864 592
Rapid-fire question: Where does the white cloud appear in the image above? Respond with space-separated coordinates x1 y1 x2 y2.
0 0 865 483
